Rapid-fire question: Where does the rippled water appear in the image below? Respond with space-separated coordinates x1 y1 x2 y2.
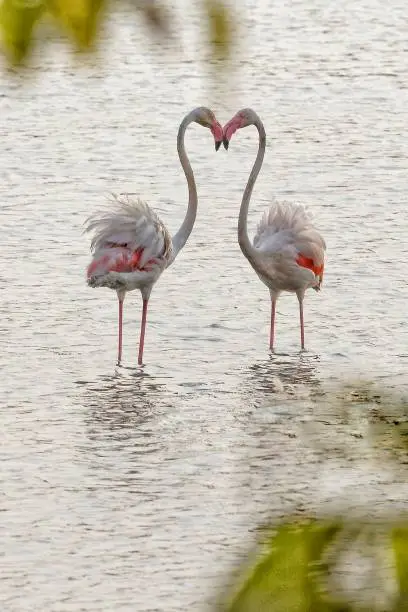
2 0 408 609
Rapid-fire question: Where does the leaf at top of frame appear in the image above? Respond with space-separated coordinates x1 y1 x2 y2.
203 0 233 61
0 0 46 64
45 0 106 51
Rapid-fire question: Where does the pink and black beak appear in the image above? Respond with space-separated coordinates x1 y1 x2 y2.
211 120 223 152
222 116 241 150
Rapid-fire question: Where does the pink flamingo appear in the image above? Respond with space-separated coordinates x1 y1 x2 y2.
85 107 223 365
223 108 326 351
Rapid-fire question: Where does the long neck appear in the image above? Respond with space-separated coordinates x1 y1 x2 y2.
171 113 198 256
238 116 266 260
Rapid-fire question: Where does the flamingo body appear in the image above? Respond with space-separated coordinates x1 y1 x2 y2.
85 107 223 365
86 194 173 295
253 200 325 297
223 108 326 351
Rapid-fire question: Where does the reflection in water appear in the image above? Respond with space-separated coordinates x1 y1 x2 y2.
79 368 170 444
4 1 408 607
246 352 322 399
234 353 326 521
76 369 173 500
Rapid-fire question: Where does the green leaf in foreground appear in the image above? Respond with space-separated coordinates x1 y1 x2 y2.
46 0 106 51
0 0 46 63
220 519 344 612
218 518 408 612
203 0 233 61
391 525 408 609
0 0 235 69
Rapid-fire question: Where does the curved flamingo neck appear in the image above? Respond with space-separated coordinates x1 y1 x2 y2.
171 112 198 257
238 115 266 260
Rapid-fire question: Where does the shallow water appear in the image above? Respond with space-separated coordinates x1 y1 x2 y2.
2 0 408 609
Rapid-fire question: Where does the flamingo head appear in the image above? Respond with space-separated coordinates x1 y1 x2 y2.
192 107 223 151
222 108 257 149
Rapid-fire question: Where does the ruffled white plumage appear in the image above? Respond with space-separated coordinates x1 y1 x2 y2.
86 193 173 267
253 200 325 266
84 193 173 291
246 200 326 297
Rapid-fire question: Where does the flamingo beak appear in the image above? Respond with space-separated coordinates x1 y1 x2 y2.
212 121 223 152
222 116 241 150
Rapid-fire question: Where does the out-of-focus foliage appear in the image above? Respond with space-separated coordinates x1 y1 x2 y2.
220 519 344 612
0 0 46 63
326 382 408 462
217 518 408 612
216 384 408 612
0 0 234 66
46 0 106 51
204 0 232 60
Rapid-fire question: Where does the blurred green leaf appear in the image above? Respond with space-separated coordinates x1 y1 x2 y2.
0 0 46 64
392 525 408 608
46 0 105 51
203 0 232 61
218 518 408 612
0 0 236 69
221 519 345 612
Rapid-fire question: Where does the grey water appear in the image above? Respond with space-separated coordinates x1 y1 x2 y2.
2 0 408 609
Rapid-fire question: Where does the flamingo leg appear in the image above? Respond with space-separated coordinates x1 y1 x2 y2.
118 298 124 364
138 299 149 366
299 298 305 350
270 299 276 351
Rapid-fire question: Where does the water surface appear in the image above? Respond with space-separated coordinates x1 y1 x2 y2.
2 0 408 609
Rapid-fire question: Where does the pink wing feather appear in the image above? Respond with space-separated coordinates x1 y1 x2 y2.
253 200 325 266
85 194 173 281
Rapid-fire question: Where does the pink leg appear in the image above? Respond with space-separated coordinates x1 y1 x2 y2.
118 298 124 364
270 299 276 351
299 299 305 350
138 299 149 366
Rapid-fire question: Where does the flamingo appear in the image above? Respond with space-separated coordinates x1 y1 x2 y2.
222 108 326 351
85 107 223 365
